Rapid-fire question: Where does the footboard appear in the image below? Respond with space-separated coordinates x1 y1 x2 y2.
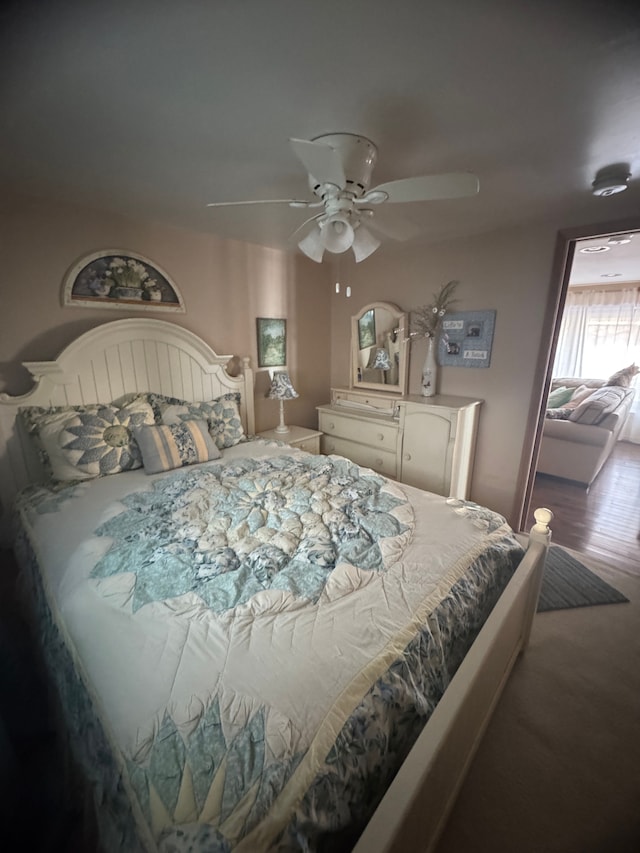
352 508 552 853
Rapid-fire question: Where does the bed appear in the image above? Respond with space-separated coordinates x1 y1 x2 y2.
0 318 552 853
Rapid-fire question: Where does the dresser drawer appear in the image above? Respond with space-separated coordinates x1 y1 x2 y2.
318 411 399 451
321 435 397 478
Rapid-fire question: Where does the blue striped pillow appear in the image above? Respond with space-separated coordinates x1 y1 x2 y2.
133 420 221 474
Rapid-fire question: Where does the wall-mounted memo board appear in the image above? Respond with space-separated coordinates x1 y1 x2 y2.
438 310 496 368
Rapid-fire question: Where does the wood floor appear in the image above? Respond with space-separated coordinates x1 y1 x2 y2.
527 440 640 574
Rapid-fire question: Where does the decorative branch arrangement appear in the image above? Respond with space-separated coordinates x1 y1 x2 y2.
408 280 459 340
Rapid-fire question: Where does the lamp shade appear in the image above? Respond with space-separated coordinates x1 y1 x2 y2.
267 371 299 400
366 346 392 371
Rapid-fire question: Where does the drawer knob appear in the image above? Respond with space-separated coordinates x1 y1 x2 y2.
327 441 335 451
328 422 335 430
375 459 383 466
377 433 384 441
404 453 412 461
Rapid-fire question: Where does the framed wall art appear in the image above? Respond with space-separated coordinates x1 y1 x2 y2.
61 250 185 312
256 317 287 368
438 310 496 368
357 308 376 350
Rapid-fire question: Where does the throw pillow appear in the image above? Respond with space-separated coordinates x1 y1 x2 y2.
133 420 221 474
547 386 574 408
569 386 628 425
57 400 155 479
161 393 245 449
563 384 594 410
20 403 102 478
545 407 572 420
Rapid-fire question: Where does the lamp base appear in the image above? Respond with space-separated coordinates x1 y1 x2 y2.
275 399 289 433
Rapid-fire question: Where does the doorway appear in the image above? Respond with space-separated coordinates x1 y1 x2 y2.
521 216 640 573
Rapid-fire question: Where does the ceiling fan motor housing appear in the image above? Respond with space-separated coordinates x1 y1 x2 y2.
308 133 377 197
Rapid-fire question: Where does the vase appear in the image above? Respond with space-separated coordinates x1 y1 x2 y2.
111 286 144 300
422 337 438 397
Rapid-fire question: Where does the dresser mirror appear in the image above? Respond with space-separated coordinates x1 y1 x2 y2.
351 301 408 394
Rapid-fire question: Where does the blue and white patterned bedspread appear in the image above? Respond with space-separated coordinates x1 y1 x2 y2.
14 440 524 852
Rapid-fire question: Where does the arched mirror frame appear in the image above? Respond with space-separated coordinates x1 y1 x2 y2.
350 301 408 394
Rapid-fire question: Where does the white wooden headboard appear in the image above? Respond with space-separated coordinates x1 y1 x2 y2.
0 318 255 544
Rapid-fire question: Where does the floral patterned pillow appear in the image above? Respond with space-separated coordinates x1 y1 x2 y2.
160 393 246 449
20 400 154 482
20 402 104 480
59 401 155 477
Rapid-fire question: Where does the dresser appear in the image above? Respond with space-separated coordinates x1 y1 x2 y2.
317 388 482 499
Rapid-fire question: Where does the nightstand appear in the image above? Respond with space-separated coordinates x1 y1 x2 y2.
258 425 323 455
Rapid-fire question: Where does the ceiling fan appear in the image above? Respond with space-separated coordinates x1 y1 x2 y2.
206 133 479 263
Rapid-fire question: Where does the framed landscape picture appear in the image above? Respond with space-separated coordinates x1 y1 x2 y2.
358 308 376 350
256 317 287 367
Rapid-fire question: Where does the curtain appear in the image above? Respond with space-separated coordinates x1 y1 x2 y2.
553 287 640 443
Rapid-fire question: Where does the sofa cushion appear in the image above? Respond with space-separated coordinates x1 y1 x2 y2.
542 418 612 447
551 377 605 392
568 386 628 425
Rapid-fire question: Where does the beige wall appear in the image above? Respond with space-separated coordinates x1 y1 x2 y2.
3 190 639 531
329 208 640 526
0 193 331 433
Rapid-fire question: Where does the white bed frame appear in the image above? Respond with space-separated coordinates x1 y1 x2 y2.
0 318 551 853
0 318 255 544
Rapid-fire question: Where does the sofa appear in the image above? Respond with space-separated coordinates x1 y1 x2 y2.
537 376 635 487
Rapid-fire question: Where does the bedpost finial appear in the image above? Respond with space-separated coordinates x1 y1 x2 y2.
532 507 553 538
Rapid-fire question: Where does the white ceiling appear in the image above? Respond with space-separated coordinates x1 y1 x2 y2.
570 232 640 285
3 0 640 258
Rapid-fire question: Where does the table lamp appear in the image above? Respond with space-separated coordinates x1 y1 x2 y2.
267 371 299 433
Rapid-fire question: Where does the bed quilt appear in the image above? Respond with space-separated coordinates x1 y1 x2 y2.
13 440 524 852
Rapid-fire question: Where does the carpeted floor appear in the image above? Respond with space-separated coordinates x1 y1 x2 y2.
436 550 640 853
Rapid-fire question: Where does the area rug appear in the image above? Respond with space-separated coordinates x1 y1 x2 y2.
537 545 630 612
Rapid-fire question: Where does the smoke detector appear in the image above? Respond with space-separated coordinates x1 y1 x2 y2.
592 167 631 197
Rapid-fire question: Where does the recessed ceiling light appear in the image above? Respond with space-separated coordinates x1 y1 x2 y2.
601 273 622 277
580 245 610 253
607 235 633 245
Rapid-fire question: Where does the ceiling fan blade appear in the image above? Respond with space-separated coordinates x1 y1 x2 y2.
363 172 480 204
289 138 346 188
206 198 311 208
364 211 421 242
289 212 326 239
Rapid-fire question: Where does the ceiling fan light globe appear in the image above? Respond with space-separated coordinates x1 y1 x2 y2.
322 216 355 253
352 224 381 262
298 227 325 262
